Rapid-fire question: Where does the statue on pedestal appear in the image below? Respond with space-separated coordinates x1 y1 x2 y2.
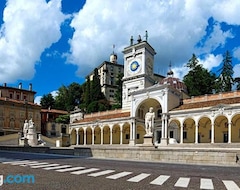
23 120 29 138
145 107 155 136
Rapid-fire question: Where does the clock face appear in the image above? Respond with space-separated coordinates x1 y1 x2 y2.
130 61 140 72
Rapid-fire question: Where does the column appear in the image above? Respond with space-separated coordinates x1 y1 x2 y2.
120 124 123 145
180 123 183 144
129 119 136 146
164 116 168 139
92 127 95 145
83 128 86 145
228 122 232 143
211 123 214 144
101 127 103 145
161 115 165 138
110 125 113 145
195 124 198 144
76 129 79 145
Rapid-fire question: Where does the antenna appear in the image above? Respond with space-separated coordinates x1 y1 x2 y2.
112 44 115 54
144 30 148 41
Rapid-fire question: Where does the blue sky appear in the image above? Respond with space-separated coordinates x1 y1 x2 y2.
0 0 239 104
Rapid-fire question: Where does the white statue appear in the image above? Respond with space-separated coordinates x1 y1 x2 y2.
145 107 155 136
23 120 29 138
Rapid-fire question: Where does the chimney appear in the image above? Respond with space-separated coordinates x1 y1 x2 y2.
3 83 6 87
19 83 22 89
29 83 32 91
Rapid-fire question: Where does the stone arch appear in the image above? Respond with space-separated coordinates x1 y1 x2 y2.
103 125 110 144
122 123 130 144
79 128 84 145
198 117 211 143
86 127 92 144
94 126 101 144
183 118 196 143
135 98 162 120
231 113 240 142
168 120 180 142
112 124 120 144
70 128 76 145
136 124 145 144
214 115 228 143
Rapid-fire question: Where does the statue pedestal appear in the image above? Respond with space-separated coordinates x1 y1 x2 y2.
159 138 168 146
143 135 153 146
27 128 38 146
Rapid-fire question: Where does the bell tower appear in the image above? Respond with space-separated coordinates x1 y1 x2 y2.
122 31 156 110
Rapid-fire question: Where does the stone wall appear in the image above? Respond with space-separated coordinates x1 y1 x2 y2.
0 145 239 166
74 147 240 166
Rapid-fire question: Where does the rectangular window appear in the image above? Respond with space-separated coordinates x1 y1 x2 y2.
126 134 129 139
170 131 174 138
183 131 187 139
137 134 140 139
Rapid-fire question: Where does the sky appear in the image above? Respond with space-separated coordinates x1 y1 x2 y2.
0 0 239 105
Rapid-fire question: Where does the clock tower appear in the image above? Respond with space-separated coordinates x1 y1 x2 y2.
122 34 156 110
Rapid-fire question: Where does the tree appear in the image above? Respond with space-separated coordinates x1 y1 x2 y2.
81 68 110 113
91 68 104 101
40 93 55 109
55 114 70 124
215 51 234 92
113 72 123 109
54 82 83 112
183 54 216 96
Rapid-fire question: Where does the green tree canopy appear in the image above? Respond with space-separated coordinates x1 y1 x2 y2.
183 54 216 96
215 50 234 92
113 72 123 109
80 68 110 113
40 93 55 109
54 82 82 112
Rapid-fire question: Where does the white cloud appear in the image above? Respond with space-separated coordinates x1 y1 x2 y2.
34 96 42 105
199 54 222 71
197 22 234 54
0 0 65 83
67 0 240 77
233 47 240 60
211 0 240 25
233 64 240 78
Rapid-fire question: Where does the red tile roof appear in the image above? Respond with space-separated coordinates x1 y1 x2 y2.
73 111 130 123
173 97 240 111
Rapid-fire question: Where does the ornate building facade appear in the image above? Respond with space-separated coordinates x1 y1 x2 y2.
0 83 41 136
69 37 240 146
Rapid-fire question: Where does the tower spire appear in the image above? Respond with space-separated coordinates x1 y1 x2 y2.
167 61 174 77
